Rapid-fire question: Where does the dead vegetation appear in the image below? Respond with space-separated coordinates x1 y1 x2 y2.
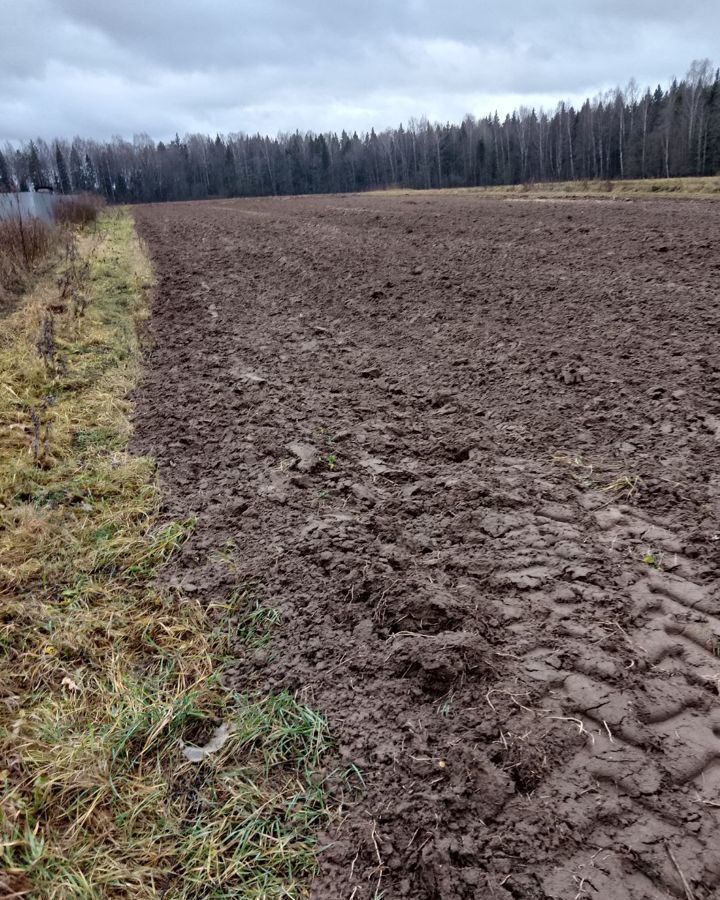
0 209 334 897
0 193 105 314
55 192 107 226
552 451 644 500
0 214 60 303
371 175 720 201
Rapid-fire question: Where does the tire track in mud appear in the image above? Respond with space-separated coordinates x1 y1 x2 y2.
480 482 720 899
132 195 720 899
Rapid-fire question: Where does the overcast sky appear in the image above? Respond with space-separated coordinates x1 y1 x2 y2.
1 0 717 144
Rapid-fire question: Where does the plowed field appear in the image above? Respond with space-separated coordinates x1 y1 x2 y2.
133 193 720 899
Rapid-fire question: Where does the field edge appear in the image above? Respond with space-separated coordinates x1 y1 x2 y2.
367 174 720 201
0 209 336 899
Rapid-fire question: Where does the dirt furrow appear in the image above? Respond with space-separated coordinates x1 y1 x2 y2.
133 194 720 899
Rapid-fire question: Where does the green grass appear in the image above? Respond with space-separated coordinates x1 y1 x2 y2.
236 597 283 649
0 210 334 898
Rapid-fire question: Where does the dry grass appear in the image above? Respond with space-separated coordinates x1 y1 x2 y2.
371 175 720 201
0 215 62 306
552 451 643 500
56 193 107 226
0 210 335 898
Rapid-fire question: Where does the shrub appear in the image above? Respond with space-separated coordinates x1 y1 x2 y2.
0 214 57 267
55 192 106 226
0 214 60 305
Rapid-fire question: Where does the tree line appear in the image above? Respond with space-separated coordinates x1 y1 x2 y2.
1 60 718 203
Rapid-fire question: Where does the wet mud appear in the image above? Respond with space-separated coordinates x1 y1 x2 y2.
133 194 720 899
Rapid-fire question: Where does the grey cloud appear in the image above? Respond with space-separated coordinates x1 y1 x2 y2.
1 0 718 143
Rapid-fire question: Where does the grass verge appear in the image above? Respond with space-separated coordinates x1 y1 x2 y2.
371 175 720 201
0 210 334 898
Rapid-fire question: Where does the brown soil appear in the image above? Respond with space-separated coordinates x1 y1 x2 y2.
132 194 720 900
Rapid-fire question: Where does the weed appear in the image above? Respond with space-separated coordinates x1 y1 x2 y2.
72 426 117 450
36 312 57 364
0 210 62 307
237 598 282 648
0 209 58 267
29 405 52 465
55 192 106 227
642 550 660 568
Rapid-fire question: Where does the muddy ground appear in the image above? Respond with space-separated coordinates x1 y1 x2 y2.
133 194 720 900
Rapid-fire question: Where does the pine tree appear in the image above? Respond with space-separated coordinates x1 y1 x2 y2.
55 144 71 193
0 149 11 191
28 141 43 188
224 143 237 196
84 153 96 191
70 146 83 190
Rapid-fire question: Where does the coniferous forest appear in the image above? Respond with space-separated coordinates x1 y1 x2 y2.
1 60 718 203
